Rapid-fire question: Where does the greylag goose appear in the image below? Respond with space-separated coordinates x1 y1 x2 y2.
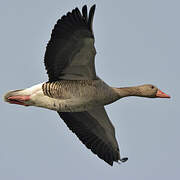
4 5 170 166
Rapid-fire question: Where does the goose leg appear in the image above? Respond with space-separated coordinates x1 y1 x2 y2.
7 95 30 106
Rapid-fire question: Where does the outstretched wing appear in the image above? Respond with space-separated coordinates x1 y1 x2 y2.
44 5 97 81
58 106 122 166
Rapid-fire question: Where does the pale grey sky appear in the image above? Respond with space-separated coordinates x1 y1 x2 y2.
1 0 179 179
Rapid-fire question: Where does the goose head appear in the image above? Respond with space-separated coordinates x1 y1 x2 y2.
138 84 170 98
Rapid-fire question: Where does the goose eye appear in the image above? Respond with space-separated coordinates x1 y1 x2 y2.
151 86 154 89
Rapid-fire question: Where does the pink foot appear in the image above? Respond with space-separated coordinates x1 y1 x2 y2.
8 95 30 106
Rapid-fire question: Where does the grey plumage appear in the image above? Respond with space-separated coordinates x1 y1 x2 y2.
58 107 120 166
42 79 119 105
44 5 96 81
43 5 127 165
4 4 169 166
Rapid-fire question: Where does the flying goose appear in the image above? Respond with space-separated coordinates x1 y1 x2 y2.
4 5 170 166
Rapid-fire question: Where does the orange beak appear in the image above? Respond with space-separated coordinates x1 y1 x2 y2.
156 90 171 98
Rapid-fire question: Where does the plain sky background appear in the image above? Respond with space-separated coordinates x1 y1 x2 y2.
0 0 179 179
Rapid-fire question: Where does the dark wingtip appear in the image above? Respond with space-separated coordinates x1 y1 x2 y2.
82 5 88 21
91 4 96 10
88 4 96 32
89 4 96 19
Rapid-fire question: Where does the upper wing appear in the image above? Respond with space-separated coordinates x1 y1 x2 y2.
44 5 97 81
58 106 125 166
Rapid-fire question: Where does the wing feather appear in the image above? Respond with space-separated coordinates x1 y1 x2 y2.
44 5 97 81
58 106 121 166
